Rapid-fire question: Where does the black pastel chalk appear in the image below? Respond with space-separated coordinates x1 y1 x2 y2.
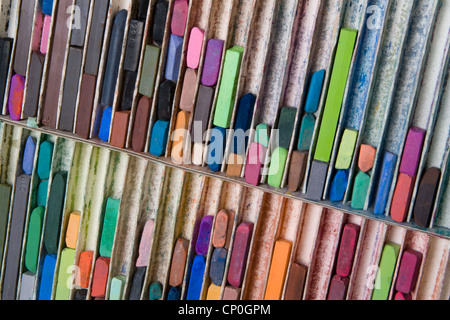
138 0 150 20
74 289 88 300
414 167 441 228
152 0 168 46
85 0 109 76
100 9 128 107
191 85 214 143
157 80 176 121
124 19 145 72
23 52 45 118
0 38 12 108
129 267 146 300
70 0 90 47
121 71 138 111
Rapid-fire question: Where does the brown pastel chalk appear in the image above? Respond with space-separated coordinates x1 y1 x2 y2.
223 286 241 300
413 167 441 228
75 74 97 139
226 153 244 177
171 111 190 163
65 212 81 249
390 173 414 223
169 238 189 287
23 52 45 118
180 68 197 112
285 263 307 300
91 257 110 298
358 144 376 173
132 96 152 152
288 150 308 192
327 275 349 300
395 249 423 294
77 251 94 289
136 220 155 267
212 210 229 248
110 111 131 148
336 224 360 277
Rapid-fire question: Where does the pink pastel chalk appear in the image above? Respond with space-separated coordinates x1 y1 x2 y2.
171 0 188 37
399 127 426 177
8 74 25 121
136 220 155 267
32 13 44 52
186 27 204 69
40 15 52 54
245 143 267 186
395 249 423 294
336 223 360 277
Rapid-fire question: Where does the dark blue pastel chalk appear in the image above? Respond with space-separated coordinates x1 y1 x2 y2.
38 254 57 300
167 286 181 300
165 34 183 82
374 152 398 215
43 0 54 16
186 255 206 300
149 120 170 156
37 180 49 207
23 136 36 175
233 93 255 155
329 169 349 202
99 107 113 142
304 69 325 113
210 247 227 286
298 113 316 151
208 126 227 172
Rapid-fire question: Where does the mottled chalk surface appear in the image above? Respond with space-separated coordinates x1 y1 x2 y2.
403 231 430 299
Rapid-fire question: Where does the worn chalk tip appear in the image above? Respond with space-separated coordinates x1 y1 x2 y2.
149 282 163 300
329 169 349 202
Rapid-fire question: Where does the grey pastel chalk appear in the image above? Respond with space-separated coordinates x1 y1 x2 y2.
306 160 328 201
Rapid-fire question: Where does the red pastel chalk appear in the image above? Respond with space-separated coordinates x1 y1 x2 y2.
395 249 423 294
245 143 266 186
187 27 204 69
171 0 188 37
391 173 415 223
399 127 426 177
336 224 360 277
91 257 110 298
8 74 25 121
228 222 253 288
327 275 349 300
394 291 412 300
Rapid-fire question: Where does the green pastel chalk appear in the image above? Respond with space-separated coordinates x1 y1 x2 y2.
37 141 54 180
298 113 315 151
268 147 288 188
109 275 126 300
139 45 161 98
55 248 76 300
0 184 12 266
372 242 400 300
278 107 297 149
99 197 121 257
351 171 370 209
213 46 244 128
37 180 49 207
336 129 358 169
314 28 357 163
24 207 45 273
149 282 162 300
256 124 270 147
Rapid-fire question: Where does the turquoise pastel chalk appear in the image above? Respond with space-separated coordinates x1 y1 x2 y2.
149 282 163 300
37 140 54 180
23 136 36 175
298 113 315 151
165 34 183 82
352 171 371 209
208 126 227 172
109 275 126 300
37 180 49 207
186 255 206 300
149 120 170 156
168 286 181 300
99 106 113 142
374 152 398 215
329 169 349 202
38 254 57 300
304 70 325 113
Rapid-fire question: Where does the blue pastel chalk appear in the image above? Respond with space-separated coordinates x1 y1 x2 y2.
165 34 183 82
186 255 206 300
37 180 49 207
149 120 170 156
38 254 57 300
304 69 325 113
42 0 54 16
167 286 181 300
23 136 36 175
298 113 316 151
210 247 227 286
232 93 255 155
329 169 349 202
99 106 113 142
374 151 398 215
208 126 227 172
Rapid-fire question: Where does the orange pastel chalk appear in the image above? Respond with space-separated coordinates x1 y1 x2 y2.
358 144 376 173
390 173 415 223
171 110 190 164
65 212 81 249
212 210 229 248
77 251 94 289
264 239 292 300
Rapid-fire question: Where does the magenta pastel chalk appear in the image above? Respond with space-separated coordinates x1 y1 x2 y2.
336 224 360 277
41 15 52 54
171 0 188 37
201 39 224 87
395 249 423 294
399 127 426 177
8 74 25 121
195 215 214 256
244 142 266 186
186 27 204 69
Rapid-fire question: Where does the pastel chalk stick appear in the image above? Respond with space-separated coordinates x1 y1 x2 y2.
75 74 96 139
37 140 53 180
228 222 253 288
152 0 169 46
329 169 349 202
55 248 76 300
132 96 152 152
210 247 227 286
8 74 25 121
226 153 245 177
129 267 146 300
121 71 138 111
124 19 145 72
139 45 161 97
186 255 206 300
44 172 67 255
374 152 398 215
298 113 316 151
65 212 81 249
314 28 357 163
165 34 183 82
77 250 93 289
327 275 349 300
288 150 308 192
278 107 297 149
232 93 256 154
23 52 45 118
138 0 150 20
168 286 181 300
91 257 110 298
285 263 307 300
149 282 163 300
264 240 292 300
395 250 422 294
207 126 227 172
14 0 36 76
212 210 228 248
110 110 131 148
359 144 376 173
306 160 328 201
109 275 126 300
187 27 204 69
201 39 224 86
256 123 270 147
390 173 414 223
223 286 241 300
244 143 266 186
336 129 358 170
99 197 121 257
171 0 188 37
136 220 155 267
191 85 214 143
206 284 221 300
100 10 128 108
394 291 412 300
149 120 170 156
22 136 36 175
351 171 370 210
38 254 57 300
413 167 441 228
399 127 426 176
42 0 54 16
1 174 31 300
0 38 12 108
19 272 35 300
0 184 12 266
98 106 113 142
24 207 45 273
40 15 51 54
59 47 83 132
304 69 326 113
70 0 90 47
196 215 214 256
192 142 204 165
180 68 198 112
158 80 176 121
213 46 244 128
37 180 49 207
85 0 109 75
169 238 189 287
74 289 88 300
336 224 360 277
372 242 400 300
268 147 288 188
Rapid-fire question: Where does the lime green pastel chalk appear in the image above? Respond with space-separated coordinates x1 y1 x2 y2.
268 147 288 188
336 129 358 169
55 248 76 300
24 206 45 273
213 46 244 128
139 45 161 98
110 275 126 300
351 171 370 209
99 197 121 257
314 28 357 163
372 242 400 300
256 123 270 147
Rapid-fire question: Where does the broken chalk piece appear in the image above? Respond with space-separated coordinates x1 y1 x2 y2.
137 220 155 267
372 242 400 300
329 169 349 203
351 171 370 210
268 147 288 188
196 215 214 256
149 120 170 157
8 74 25 121
395 249 422 294
91 257 110 298
171 0 189 36
285 263 307 300
98 106 113 142
413 167 441 228
24 207 45 273
264 239 292 300
66 212 81 249
210 247 227 286
399 127 426 177
278 107 297 149
304 69 326 113
244 143 266 186
77 251 94 289
336 223 360 277
186 255 206 300
55 248 76 300
201 39 224 87
132 96 152 152
336 129 358 170
169 238 189 287
187 27 204 69
111 111 131 148
359 144 376 173
109 275 126 300
165 34 183 82
99 197 121 258
212 210 229 248
228 222 253 288
298 113 315 151
139 45 161 97
206 283 221 300
180 68 198 112
327 275 349 300
23 136 36 175
390 173 415 223
149 282 163 300
288 150 308 192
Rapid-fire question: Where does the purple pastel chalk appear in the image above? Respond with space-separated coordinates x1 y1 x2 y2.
195 215 214 256
399 127 426 177
23 136 36 175
201 39 224 87
8 74 25 121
